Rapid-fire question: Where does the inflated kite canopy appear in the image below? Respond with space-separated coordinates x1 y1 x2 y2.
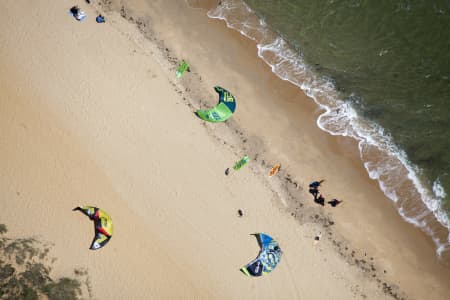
241 233 282 277
196 86 236 122
73 206 113 250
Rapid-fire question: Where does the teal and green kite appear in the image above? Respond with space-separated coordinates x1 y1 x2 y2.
196 86 236 122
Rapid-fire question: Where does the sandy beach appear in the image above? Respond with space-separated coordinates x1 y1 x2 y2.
1 0 450 299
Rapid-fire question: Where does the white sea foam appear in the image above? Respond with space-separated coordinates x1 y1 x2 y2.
434 178 448 199
208 0 450 259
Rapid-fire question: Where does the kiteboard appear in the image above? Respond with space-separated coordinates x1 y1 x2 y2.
176 61 190 78
233 155 249 171
268 163 281 177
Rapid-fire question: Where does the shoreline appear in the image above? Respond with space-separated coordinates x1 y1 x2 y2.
191 0 450 262
205 0 450 259
1 0 449 299
129 0 450 297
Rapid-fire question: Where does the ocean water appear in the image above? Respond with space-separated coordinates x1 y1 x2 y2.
207 0 450 260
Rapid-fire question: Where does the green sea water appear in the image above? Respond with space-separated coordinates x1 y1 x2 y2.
243 0 450 211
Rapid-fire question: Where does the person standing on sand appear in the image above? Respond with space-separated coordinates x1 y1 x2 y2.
314 194 325 206
308 179 324 199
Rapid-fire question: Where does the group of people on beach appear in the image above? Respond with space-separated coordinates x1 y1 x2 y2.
309 180 342 207
240 179 342 217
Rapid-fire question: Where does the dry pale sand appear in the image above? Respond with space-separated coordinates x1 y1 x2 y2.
0 0 449 299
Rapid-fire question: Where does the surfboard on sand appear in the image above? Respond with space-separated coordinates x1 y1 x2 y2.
176 61 190 78
269 163 281 177
233 155 249 171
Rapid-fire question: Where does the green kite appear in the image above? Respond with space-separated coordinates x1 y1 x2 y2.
196 86 236 122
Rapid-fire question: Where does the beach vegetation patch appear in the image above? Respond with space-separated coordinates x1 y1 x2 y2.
43 278 81 300
0 224 84 299
0 224 7 235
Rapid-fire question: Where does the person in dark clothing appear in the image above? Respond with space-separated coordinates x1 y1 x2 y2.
328 199 343 207
309 180 324 188
70 6 86 21
309 187 319 199
314 194 325 206
308 180 324 199
70 6 79 15
96 14 105 23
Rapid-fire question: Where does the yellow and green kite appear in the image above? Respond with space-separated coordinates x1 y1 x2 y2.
73 206 113 250
176 61 190 78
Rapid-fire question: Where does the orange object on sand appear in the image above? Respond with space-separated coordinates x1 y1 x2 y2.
269 163 281 177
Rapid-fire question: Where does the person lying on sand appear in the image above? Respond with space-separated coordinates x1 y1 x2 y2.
328 199 343 207
70 6 86 21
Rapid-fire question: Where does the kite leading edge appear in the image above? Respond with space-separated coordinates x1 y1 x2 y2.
73 206 113 250
196 86 236 122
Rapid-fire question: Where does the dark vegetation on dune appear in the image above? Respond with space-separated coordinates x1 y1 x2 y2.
0 224 87 300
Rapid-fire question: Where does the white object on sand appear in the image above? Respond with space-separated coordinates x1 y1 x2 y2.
75 10 86 21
